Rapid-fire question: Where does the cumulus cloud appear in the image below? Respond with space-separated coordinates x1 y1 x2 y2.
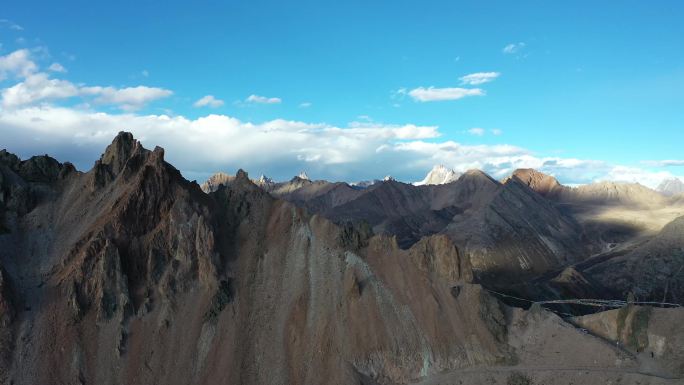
408 87 484 102
2 103 677 188
0 47 678 188
1 73 79 107
503 42 525 54
48 63 67 73
2 79 172 110
245 94 281 104
459 72 500 85
0 106 444 180
0 50 172 110
0 49 171 110
79 86 172 111
193 95 224 108
0 49 37 80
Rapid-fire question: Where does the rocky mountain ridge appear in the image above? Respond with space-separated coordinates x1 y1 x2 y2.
1 133 683 384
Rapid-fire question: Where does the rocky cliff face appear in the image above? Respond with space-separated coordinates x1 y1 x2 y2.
1 133 683 385
572 306 684 377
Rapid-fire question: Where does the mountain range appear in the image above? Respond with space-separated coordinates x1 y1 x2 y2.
1 132 683 385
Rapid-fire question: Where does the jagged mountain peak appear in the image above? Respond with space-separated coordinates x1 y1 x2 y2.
297 171 310 180
99 131 143 175
0 148 75 184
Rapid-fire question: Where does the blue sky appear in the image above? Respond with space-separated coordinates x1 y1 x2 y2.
1 1 683 186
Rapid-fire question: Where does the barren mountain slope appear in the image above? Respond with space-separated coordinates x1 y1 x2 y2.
441 175 590 285
585 215 684 303
559 181 668 207
283 169 592 285
513 169 684 246
510 168 568 199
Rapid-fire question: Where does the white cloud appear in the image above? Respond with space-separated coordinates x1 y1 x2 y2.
2 73 79 108
459 72 500 85
503 42 526 54
48 63 67 73
245 94 281 104
193 95 224 108
1 75 172 111
0 49 37 80
408 87 484 102
641 160 684 167
464 128 502 137
1 45 679 188
299 102 312 108
0 106 441 179
468 128 485 136
80 85 173 111
1 104 680 188
0 50 171 110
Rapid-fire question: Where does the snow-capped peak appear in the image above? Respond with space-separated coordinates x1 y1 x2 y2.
414 165 460 186
383 175 395 182
256 174 275 185
297 171 310 180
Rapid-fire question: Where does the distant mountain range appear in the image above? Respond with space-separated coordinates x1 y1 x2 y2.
202 162 684 292
1 132 683 384
657 177 684 196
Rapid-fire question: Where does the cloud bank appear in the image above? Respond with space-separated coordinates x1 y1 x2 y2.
0 48 680 187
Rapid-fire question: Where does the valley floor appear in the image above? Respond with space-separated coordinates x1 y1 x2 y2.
414 365 681 385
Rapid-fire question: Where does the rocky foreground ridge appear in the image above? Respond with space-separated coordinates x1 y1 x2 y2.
0 132 682 385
